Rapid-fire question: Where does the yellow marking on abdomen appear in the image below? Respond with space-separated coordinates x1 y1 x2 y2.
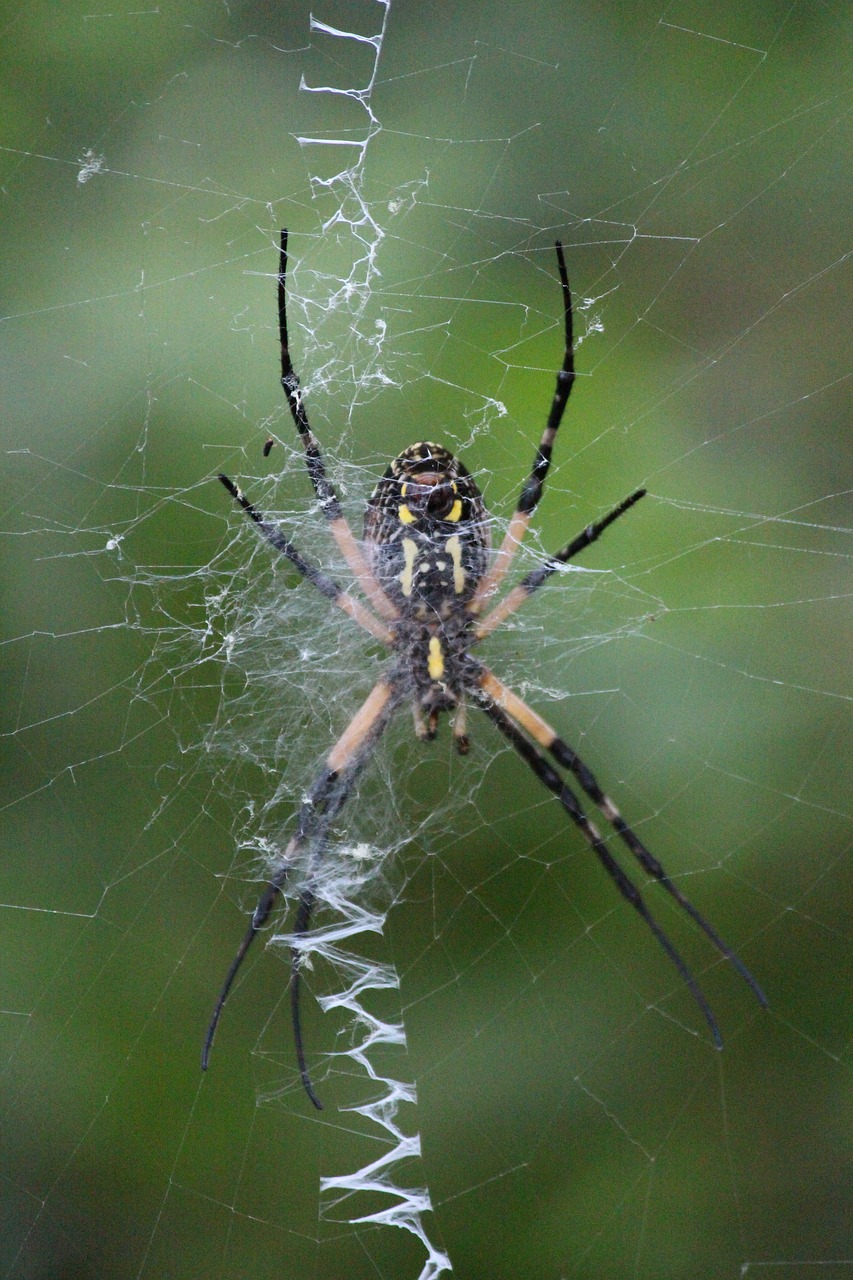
445 534 466 594
399 537 418 597
398 503 416 524
428 636 445 680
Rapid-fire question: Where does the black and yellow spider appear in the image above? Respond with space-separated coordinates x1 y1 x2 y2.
203 231 766 1108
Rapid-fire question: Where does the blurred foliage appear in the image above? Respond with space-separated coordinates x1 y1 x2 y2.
1 1 850 1277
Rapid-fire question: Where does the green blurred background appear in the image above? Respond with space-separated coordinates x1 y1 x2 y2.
1 1 850 1276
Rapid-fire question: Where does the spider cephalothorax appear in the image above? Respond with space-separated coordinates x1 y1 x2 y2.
203 231 766 1110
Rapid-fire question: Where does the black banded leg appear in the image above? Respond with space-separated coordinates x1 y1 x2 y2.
477 691 727 1044
275 230 397 621
277 230 343 526
515 241 575 518
202 678 401 1107
289 887 319 1108
475 667 766 1022
472 241 576 608
201 775 344 1078
475 487 647 640
219 474 395 645
544 727 767 1006
201 877 283 1072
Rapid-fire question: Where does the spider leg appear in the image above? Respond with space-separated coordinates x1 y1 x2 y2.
474 667 767 1033
202 677 401 1107
475 693 724 1043
276 230 397 621
472 241 575 609
219 474 395 645
452 698 470 754
475 487 647 640
289 887 319 1106
201 877 285 1072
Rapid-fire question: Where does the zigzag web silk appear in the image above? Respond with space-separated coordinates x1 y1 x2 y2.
263 4 451 1275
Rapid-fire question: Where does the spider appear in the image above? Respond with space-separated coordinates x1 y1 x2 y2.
202 231 766 1109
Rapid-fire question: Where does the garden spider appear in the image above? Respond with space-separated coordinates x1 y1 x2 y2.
203 231 766 1109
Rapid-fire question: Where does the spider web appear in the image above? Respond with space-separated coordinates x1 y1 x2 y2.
2 1 851 1277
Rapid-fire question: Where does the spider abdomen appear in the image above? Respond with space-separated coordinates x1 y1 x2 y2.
394 615 474 700
364 441 490 610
